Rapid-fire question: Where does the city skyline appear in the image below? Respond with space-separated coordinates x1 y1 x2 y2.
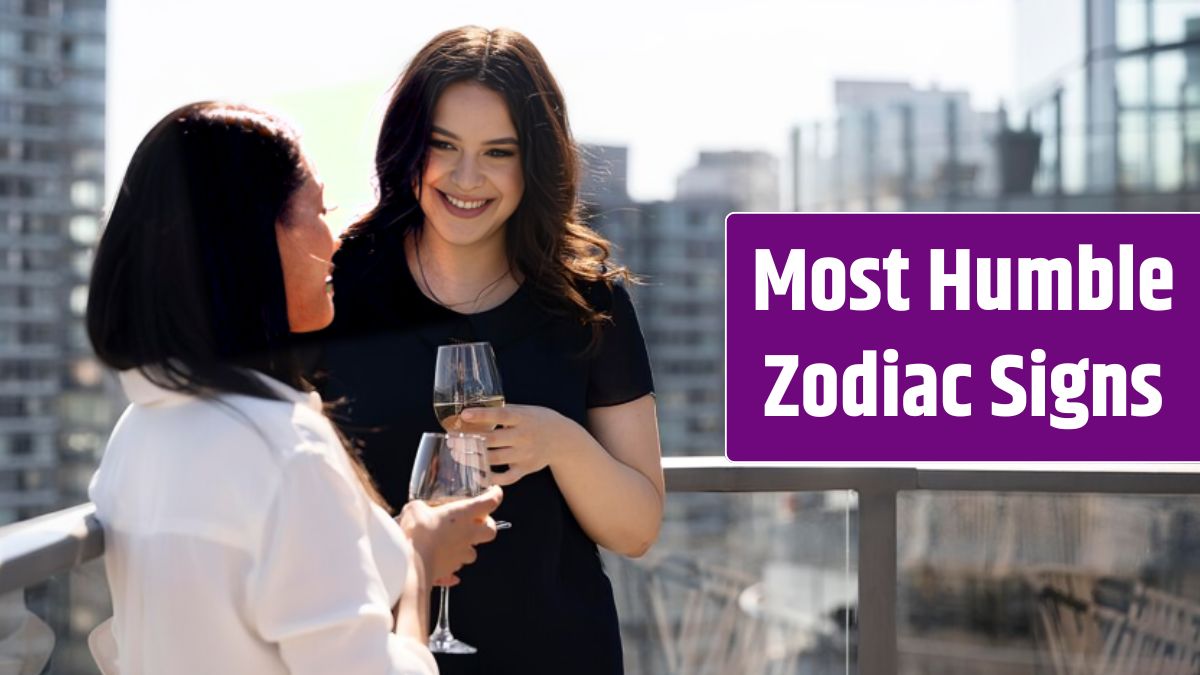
107 0 1016 227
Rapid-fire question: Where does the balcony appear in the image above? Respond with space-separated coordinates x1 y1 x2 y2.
3 459 1200 674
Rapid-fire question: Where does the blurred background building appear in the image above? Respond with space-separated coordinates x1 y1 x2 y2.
790 0 1200 213
0 0 110 523
1 0 112 672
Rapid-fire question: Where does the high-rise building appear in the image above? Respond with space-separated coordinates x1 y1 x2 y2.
1014 0 1200 195
0 0 110 526
632 197 729 457
792 80 1001 211
676 150 780 212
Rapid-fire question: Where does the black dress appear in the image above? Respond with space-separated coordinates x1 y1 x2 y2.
312 227 654 675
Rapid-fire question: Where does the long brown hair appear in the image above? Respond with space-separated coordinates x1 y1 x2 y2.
345 26 630 332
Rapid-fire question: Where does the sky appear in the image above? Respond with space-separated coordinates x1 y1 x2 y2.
108 0 1016 230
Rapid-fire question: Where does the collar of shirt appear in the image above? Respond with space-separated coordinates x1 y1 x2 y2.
118 367 323 413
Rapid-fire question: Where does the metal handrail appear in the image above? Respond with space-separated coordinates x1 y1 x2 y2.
0 502 102 596
3 458 1200 675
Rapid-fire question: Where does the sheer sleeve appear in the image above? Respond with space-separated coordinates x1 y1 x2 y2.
246 451 437 675
586 281 655 408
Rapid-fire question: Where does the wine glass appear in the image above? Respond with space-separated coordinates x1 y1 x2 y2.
434 342 511 530
409 432 491 654
433 342 504 434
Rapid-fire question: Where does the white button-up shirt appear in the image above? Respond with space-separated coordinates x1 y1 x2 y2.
87 369 437 675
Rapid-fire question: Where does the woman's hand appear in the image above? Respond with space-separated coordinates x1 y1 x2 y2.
461 397 663 558
398 486 502 586
459 404 579 486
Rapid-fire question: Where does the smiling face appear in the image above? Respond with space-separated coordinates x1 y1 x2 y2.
275 160 338 333
417 81 524 250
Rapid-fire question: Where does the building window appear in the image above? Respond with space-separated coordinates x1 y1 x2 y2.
24 140 58 162
20 31 54 58
71 148 103 174
63 35 103 66
64 75 104 99
22 103 54 126
18 323 53 344
0 29 18 56
21 0 52 18
18 469 45 490
68 109 104 139
11 434 34 456
18 66 58 90
0 397 29 417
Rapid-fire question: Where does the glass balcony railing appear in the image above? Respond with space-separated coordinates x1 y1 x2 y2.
3 459 1200 674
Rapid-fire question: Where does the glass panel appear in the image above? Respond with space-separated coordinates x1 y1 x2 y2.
1152 1 1200 45
0 29 17 56
1152 48 1188 106
62 7 103 31
1117 0 1149 51
1184 107 1200 189
1062 70 1088 193
63 77 104 102
65 37 104 68
606 490 858 674
1117 54 1150 108
1030 99 1058 195
899 492 1200 675
1153 109 1184 190
1120 111 1151 188
10 557 109 675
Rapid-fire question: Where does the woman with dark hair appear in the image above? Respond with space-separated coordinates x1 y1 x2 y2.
318 27 664 674
86 101 501 675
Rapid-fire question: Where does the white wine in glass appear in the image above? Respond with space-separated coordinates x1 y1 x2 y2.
433 342 505 434
408 432 490 655
433 394 505 434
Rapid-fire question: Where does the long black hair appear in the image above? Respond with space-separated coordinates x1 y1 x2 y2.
87 101 306 399
345 26 630 333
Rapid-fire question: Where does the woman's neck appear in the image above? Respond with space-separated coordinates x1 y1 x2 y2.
405 228 519 314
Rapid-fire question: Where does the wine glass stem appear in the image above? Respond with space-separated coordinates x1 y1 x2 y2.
436 586 453 635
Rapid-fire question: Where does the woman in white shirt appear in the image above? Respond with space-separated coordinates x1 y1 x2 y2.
84 101 499 674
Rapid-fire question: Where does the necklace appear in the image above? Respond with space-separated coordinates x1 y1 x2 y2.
414 235 513 312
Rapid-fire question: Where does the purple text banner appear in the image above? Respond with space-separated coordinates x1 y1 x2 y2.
725 213 1199 461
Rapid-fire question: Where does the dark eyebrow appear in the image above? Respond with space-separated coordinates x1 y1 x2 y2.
431 125 518 146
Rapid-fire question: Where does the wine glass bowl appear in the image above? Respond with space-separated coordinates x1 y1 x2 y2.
433 342 504 434
409 432 490 505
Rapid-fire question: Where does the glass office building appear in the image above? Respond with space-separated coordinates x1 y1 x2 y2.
0 0 110 527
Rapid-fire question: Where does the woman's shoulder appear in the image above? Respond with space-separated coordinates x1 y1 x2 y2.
106 371 346 479
219 388 346 466
91 386 346 550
